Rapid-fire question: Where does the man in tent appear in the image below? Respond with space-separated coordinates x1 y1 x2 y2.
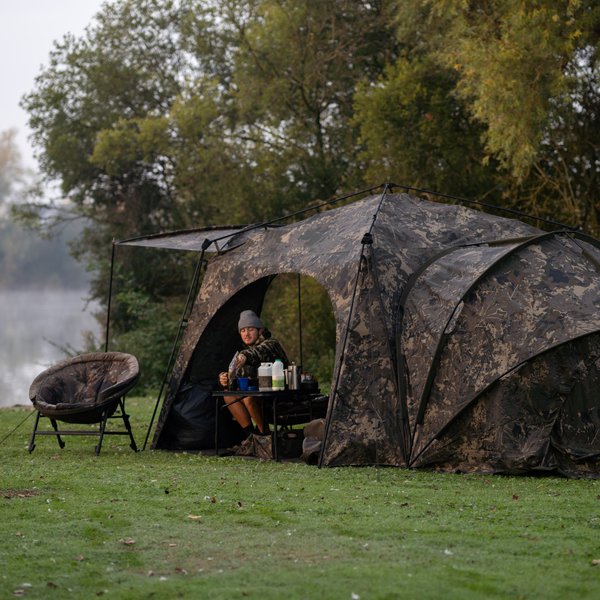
218 310 289 439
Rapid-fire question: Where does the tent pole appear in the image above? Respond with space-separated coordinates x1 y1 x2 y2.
297 273 304 369
104 241 116 352
142 244 209 450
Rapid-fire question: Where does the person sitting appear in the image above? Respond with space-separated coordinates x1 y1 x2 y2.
218 310 288 438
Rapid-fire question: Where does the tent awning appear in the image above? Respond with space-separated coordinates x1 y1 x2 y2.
115 226 252 253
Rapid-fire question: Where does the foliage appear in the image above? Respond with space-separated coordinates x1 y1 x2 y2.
353 56 497 200
17 0 600 387
2 400 600 599
356 0 600 232
111 289 187 392
0 129 26 208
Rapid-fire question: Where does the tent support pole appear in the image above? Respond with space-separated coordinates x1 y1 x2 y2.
104 241 116 352
142 244 209 450
297 273 304 369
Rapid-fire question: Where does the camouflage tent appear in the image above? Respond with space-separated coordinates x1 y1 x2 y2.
122 189 600 477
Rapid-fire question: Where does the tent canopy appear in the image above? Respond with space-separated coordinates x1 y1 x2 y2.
129 189 600 477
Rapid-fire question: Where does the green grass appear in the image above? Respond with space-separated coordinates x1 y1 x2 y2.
1 398 600 599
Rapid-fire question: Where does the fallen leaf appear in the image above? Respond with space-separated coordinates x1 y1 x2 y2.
120 538 135 545
187 515 202 521
512 495 520 501
13 584 32 597
47 582 58 589
175 567 188 575
592 559 600 566
74 555 85 562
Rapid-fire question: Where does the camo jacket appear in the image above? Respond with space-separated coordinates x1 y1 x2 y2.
239 329 289 369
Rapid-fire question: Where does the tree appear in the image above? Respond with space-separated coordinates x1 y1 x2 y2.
222 0 397 203
20 0 396 387
23 0 598 390
353 56 499 200
0 129 26 210
355 0 600 233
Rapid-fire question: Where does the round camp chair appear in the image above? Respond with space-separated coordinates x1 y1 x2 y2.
28 352 140 455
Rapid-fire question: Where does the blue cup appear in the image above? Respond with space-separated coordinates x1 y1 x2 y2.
238 377 249 391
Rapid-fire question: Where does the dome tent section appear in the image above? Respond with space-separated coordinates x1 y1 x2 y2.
399 230 600 476
152 195 383 452
143 189 600 476
411 332 600 477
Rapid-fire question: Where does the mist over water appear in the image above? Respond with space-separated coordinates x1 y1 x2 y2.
0 289 101 407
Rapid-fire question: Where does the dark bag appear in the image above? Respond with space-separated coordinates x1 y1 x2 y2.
159 381 243 450
277 429 304 459
237 430 304 460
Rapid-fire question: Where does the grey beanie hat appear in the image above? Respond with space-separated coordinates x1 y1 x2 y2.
238 309 263 331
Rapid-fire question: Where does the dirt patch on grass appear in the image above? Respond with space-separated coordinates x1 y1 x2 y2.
2 489 39 499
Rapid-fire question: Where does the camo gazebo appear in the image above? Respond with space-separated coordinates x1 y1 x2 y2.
119 186 600 477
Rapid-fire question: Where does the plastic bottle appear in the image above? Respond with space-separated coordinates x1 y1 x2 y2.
258 362 273 391
271 359 285 391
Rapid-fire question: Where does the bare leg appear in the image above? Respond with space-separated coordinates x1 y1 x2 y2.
243 397 270 434
224 396 253 429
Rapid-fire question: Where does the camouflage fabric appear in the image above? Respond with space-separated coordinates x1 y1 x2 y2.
29 352 140 425
238 329 289 369
150 191 600 477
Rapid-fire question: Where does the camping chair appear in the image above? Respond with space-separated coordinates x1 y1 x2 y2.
28 352 140 455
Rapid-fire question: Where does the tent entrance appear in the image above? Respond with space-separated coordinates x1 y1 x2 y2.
154 272 335 451
183 272 335 390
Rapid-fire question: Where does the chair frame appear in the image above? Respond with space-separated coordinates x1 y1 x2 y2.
28 396 137 456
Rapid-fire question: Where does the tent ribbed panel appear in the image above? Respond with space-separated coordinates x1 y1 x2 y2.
409 331 600 476
403 234 600 471
401 232 559 439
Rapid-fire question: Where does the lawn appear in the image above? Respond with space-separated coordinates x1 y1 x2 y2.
1 397 600 599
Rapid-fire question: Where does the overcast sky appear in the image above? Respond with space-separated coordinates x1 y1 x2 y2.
1 0 107 169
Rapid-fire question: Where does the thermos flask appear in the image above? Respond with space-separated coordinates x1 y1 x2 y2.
288 363 299 390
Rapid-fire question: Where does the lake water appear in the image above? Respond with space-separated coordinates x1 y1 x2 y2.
0 289 101 407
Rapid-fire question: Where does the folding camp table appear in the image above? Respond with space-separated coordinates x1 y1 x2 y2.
213 389 327 461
